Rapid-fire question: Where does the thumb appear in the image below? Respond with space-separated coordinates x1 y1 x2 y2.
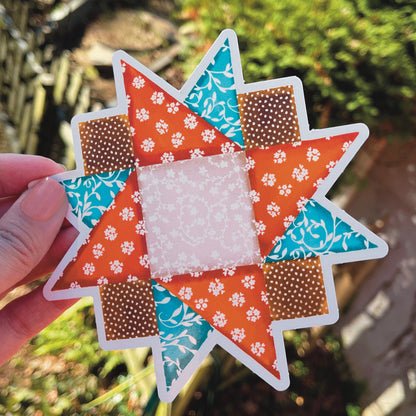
0 178 68 294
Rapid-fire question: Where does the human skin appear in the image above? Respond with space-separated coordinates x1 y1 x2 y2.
0 154 78 366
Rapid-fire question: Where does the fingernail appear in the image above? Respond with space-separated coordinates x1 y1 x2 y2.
21 178 67 222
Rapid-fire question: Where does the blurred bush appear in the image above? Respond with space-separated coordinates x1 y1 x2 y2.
176 0 416 138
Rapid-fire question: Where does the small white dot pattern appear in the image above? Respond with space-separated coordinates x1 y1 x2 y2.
79 114 135 175
238 86 301 149
99 280 158 340
263 257 328 320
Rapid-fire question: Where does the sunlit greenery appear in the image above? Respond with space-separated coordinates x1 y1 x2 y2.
176 0 416 137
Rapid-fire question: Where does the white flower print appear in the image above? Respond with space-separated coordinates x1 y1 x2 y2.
272 360 279 371
251 342 266 357
109 260 123 274
130 125 135 136
273 149 286 164
141 138 155 152
97 277 108 286
131 191 141 204
221 142 235 153
314 177 324 188
306 147 320 162
212 311 227 328
201 129 216 143
278 184 292 196
292 164 309 182
135 220 146 235
245 156 255 170
195 298 208 311
127 274 138 282
136 108 149 121
342 140 352 152
190 148 205 158
326 160 336 171
231 328 246 343
283 215 295 228
92 243 104 259
179 286 193 300
261 291 269 304
104 225 118 241
208 278 225 296
119 207 135 221
261 173 276 187
83 262 95 276
139 254 149 268
249 189 260 203
171 132 184 148
242 275 256 290
151 91 165 104
246 307 261 322
166 102 179 114
132 76 145 89
155 119 169 134
184 113 198 129
267 202 280 217
222 267 236 277
121 241 135 255
229 292 246 307
190 271 203 277
161 152 175 163
266 323 273 335
70 282 81 289
255 220 266 236
297 196 308 211
126 94 131 107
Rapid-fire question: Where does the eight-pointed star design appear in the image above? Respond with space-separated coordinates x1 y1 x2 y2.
44 29 388 402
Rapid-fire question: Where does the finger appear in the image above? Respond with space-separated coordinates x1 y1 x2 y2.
0 178 68 294
0 226 78 300
0 196 16 218
0 154 64 198
0 284 76 366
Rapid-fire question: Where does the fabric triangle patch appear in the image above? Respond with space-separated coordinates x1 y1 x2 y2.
152 281 214 390
246 131 360 257
122 61 238 167
155 265 280 379
184 38 244 148
52 171 151 290
267 198 378 262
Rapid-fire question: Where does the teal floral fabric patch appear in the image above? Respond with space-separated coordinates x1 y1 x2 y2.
266 199 377 262
184 39 244 148
61 168 133 228
152 281 213 390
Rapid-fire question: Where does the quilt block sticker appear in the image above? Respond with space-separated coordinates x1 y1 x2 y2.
44 29 388 402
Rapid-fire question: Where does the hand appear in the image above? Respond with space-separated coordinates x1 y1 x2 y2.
0 154 78 366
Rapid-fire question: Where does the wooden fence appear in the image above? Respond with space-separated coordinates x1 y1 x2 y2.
0 0 91 167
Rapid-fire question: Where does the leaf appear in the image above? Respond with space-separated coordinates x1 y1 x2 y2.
170 305 183 319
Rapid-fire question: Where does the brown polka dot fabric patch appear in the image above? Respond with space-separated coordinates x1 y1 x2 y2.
237 86 301 149
79 114 135 175
99 280 159 340
263 257 328 321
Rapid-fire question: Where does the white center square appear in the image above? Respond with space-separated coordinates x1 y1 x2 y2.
137 152 261 280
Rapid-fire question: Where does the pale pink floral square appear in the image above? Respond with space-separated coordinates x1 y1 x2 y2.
137 152 261 279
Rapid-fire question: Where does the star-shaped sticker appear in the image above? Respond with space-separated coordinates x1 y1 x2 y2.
44 29 388 402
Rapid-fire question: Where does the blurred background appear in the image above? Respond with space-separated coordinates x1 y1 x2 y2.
0 0 415 414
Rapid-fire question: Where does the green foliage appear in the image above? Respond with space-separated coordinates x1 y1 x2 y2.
176 0 416 136
0 299 152 415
